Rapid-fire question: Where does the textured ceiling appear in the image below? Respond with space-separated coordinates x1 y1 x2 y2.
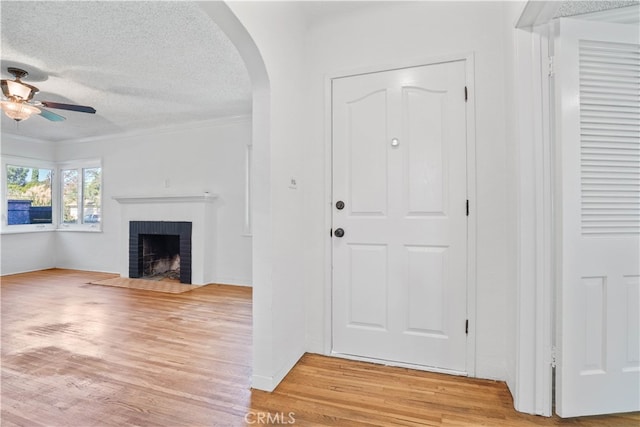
554 0 639 17
1 1 251 143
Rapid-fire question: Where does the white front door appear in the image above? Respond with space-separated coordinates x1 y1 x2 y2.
554 18 640 417
331 60 469 372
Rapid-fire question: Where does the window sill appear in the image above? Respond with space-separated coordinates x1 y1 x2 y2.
1 226 101 235
57 227 102 233
1 227 56 235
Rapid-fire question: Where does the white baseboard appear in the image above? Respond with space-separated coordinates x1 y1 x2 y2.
251 348 304 392
214 277 253 287
0 265 56 276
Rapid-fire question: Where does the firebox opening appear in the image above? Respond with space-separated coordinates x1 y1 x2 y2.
142 234 180 281
130 221 192 284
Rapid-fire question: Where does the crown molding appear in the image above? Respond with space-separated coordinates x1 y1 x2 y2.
516 1 561 29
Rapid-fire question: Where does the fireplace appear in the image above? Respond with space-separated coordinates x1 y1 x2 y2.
115 194 217 285
129 221 192 284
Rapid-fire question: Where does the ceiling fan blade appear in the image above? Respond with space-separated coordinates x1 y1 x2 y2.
40 101 96 114
38 107 65 122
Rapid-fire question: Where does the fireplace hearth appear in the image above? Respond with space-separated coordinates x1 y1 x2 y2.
129 221 192 284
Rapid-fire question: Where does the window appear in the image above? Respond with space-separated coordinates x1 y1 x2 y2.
6 165 53 226
1 156 101 233
59 162 102 230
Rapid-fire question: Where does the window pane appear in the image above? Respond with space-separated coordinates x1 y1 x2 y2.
83 167 101 224
62 169 79 224
7 165 52 225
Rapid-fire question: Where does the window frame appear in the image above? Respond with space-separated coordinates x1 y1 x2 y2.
1 156 102 234
1 155 57 233
57 159 102 232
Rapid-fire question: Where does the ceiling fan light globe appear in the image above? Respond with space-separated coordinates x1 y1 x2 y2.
1 101 40 122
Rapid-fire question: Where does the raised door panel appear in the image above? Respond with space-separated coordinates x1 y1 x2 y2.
402 87 447 217
347 244 388 329
347 90 389 217
404 246 447 337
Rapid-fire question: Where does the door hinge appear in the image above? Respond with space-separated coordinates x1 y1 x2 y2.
464 86 468 102
548 56 554 77
466 199 469 216
465 319 469 334
550 347 557 368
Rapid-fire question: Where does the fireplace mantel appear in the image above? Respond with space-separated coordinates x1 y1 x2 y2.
113 193 218 204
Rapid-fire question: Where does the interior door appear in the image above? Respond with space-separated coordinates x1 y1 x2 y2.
331 60 468 372
554 18 640 417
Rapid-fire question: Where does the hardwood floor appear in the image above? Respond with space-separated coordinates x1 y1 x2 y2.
1 269 638 426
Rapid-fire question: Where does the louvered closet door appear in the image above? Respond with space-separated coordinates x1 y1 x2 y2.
554 18 640 417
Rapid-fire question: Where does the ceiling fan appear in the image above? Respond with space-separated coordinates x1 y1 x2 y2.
1 67 96 122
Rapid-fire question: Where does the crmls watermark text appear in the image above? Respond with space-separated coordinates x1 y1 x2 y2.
244 411 296 424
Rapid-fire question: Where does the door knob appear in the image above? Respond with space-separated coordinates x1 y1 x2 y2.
336 201 345 210
334 228 345 238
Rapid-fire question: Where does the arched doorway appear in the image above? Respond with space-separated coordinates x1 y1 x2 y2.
197 2 273 391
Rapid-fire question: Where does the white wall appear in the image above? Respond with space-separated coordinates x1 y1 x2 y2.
302 1 511 380
1 230 57 275
1 135 57 275
1 118 252 285
1 134 56 159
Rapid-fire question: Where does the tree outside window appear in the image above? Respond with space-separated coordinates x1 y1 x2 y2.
83 168 101 223
62 169 79 223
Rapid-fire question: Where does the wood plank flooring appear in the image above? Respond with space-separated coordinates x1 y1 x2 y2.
1 269 638 426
